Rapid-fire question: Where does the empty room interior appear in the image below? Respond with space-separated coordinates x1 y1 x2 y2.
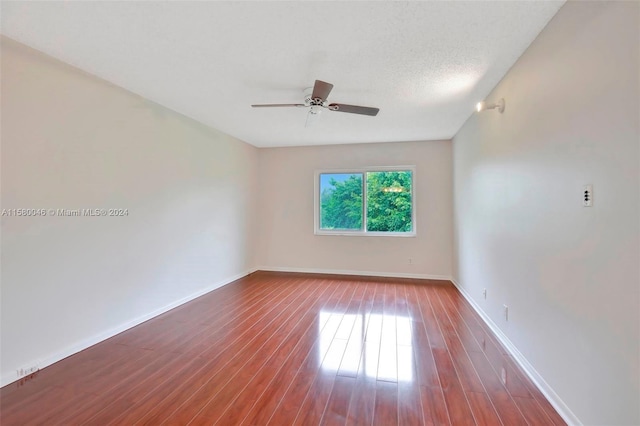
1 1 638 425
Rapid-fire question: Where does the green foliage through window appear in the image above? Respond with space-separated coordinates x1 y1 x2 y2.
319 170 413 233
320 173 363 230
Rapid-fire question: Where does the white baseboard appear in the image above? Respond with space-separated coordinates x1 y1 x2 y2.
450 278 581 426
1 268 256 388
258 266 451 281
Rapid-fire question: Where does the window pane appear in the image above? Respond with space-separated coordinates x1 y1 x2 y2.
366 171 412 232
320 173 363 230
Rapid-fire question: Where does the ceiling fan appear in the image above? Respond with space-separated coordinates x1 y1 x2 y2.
251 80 379 126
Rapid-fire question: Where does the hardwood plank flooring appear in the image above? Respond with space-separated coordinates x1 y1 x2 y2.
0 271 565 425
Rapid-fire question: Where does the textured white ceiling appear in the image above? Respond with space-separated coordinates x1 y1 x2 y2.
1 1 563 147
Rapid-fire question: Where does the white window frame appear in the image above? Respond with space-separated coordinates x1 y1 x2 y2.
314 166 416 237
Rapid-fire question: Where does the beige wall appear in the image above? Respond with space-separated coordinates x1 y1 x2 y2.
0 37 259 385
453 2 639 424
256 141 453 279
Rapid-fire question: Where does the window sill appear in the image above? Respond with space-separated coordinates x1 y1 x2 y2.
314 231 416 238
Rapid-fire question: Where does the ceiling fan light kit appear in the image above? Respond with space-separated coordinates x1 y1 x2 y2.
252 80 380 125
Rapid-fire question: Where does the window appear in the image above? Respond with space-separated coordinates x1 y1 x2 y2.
315 167 415 236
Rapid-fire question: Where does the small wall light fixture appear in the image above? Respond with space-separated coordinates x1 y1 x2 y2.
476 98 505 113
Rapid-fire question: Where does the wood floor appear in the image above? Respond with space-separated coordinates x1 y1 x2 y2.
1 272 565 425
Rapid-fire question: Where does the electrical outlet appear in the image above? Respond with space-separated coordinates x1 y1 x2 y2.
583 184 593 207
503 304 509 321
482 288 487 299
16 365 39 379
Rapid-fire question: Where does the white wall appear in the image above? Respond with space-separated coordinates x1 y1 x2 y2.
257 141 452 279
452 2 639 425
0 37 259 385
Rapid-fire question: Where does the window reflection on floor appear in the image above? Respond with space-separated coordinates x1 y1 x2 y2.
318 311 414 382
